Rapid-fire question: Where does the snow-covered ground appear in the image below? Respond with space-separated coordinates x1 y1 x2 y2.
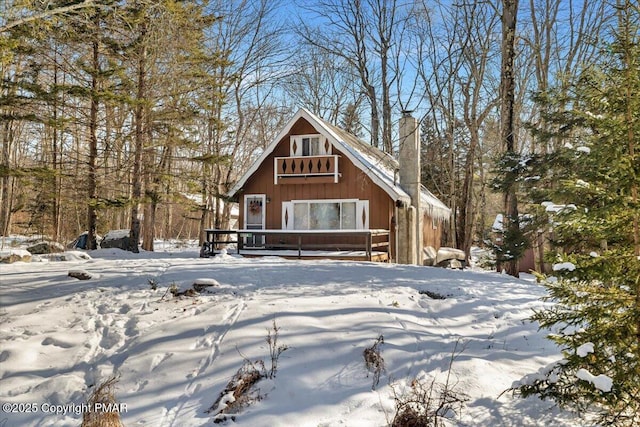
1 242 579 426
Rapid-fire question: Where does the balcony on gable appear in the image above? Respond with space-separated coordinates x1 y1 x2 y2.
274 155 339 185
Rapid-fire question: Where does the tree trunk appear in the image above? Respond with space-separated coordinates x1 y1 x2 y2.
86 25 99 251
129 20 147 254
380 39 392 155
500 0 520 276
367 84 380 150
622 5 639 257
51 49 62 242
0 119 13 238
447 117 457 248
141 106 155 252
459 128 479 260
142 200 156 251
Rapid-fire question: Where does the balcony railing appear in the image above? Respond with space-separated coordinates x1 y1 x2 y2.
274 155 339 184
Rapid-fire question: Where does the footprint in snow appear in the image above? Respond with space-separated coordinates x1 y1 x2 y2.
150 352 173 371
41 337 74 348
98 326 121 350
124 317 139 337
130 379 149 392
97 303 110 315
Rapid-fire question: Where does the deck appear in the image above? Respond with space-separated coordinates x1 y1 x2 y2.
204 229 390 262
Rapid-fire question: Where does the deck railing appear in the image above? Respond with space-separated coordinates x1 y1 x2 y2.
274 155 339 184
204 229 390 261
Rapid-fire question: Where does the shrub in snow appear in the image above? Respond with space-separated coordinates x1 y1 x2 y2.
363 335 385 390
207 360 265 423
81 376 124 427
391 340 468 427
207 320 288 422
265 319 288 379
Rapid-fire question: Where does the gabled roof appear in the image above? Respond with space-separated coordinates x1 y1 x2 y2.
229 108 451 221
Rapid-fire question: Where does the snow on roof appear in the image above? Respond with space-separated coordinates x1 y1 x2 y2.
229 108 451 221
419 184 451 222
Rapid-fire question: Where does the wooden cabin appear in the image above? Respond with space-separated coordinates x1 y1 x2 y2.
226 108 450 263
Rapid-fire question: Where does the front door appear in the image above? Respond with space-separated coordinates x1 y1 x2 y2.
244 194 266 247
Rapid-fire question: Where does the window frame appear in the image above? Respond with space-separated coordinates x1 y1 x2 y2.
290 134 329 157
282 199 369 231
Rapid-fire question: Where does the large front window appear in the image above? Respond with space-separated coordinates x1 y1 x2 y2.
289 200 360 230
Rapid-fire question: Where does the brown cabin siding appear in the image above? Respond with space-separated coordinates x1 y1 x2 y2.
422 216 444 250
239 142 395 229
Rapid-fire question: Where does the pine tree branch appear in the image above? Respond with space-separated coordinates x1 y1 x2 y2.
1 1 105 33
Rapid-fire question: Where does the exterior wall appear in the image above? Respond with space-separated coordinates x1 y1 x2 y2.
237 117 396 255
422 216 444 250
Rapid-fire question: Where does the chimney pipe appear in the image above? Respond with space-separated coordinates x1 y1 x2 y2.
398 112 423 265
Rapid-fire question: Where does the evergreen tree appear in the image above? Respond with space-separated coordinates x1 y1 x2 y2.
512 2 640 425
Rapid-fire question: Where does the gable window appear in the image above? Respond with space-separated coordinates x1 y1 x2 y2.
302 137 320 156
290 134 330 157
282 199 369 230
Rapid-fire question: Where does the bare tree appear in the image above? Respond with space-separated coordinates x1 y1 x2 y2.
296 0 404 154
411 0 500 253
128 5 148 253
523 0 610 154
457 2 501 260
283 43 363 124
